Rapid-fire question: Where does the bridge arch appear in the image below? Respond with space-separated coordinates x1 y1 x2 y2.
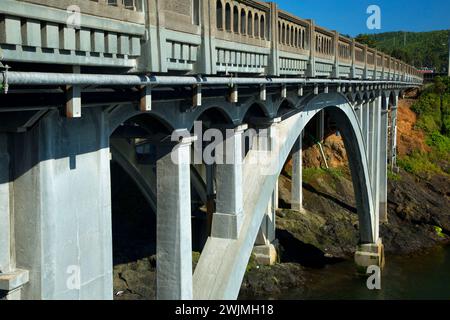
194 92 376 299
190 105 235 131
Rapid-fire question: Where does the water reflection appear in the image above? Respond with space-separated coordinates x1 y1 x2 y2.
277 246 450 300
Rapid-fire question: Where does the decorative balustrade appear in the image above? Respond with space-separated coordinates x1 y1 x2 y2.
338 38 352 61
0 0 423 82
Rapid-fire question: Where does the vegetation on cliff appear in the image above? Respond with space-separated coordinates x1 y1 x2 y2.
355 31 449 72
398 77 450 176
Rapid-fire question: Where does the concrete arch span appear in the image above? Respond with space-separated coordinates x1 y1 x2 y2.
193 92 376 299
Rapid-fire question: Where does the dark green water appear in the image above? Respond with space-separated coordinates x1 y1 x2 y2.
281 246 450 300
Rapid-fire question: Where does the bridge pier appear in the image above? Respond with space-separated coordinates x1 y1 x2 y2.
379 96 390 223
390 96 399 171
0 135 29 299
291 135 303 212
211 125 247 240
156 136 196 300
254 122 279 266
373 96 382 228
9 109 113 300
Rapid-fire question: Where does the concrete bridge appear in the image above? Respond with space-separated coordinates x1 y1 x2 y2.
0 0 422 300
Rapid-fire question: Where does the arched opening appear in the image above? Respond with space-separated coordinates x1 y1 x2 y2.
110 113 173 300
276 99 296 118
294 28 298 47
242 103 270 156
233 6 239 33
302 29 306 49
247 12 253 36
260 15 265 40
240 9 246 34
254 13 259 38
278 22 282 43
286 25 290 46
291 25 295 46
225 3 232 31
216 0 223 30
282 23 286 44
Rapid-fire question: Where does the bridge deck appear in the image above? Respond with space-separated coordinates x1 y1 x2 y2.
0 0 422 84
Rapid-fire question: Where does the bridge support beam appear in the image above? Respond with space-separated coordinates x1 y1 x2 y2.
254 122 279 265
390 96 399 171
379 97 390 223
291 135 303 212
368 99 375 184
212 125 247 240
156 136 196 300
373 96 382 230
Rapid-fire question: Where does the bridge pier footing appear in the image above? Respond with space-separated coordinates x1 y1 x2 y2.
354 239 385 273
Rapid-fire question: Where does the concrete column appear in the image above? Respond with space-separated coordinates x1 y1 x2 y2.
156 135 196 300
205 163 215 234
369 98 376 182
318 110 325 142
212 125 247 240
379 97 389 223
372 96 382 237
0 134 11 275
361 101 368 148
273 179 279 211
254 122 279 265
390 96 399 170
291 136 303 212
12 109 113 300
366 100 371 152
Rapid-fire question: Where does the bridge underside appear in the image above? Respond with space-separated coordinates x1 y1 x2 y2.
0 80 401 300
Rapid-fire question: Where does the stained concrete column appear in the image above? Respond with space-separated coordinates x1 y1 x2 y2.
379 97 389 223
291 135 303 212
212 125 247 240
156 135 196 300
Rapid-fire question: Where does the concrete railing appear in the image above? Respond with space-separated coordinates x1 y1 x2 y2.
0 0 423 82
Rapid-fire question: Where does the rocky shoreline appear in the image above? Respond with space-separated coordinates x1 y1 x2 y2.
239 166 450 299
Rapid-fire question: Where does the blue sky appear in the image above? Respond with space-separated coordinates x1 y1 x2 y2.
274 0 450 36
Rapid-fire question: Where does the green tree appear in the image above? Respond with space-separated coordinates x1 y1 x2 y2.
354 34 378 47
433 76 448 135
